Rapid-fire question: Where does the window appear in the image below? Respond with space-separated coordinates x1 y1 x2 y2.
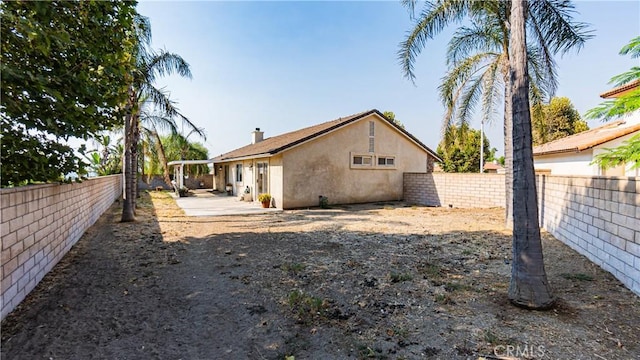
352 154 373 167
378 157 395 166
235 164 242 182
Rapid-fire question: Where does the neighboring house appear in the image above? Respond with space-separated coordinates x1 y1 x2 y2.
483 161 505 174
211 109 441 209
533 81 640 176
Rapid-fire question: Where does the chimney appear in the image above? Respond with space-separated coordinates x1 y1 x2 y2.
251 128 264 144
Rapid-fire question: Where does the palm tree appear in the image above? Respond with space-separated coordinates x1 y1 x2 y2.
85 134 123 176
399 0 590 308
398 0 591 227
508 0 553 309
121 14 202 222
139 99 204 188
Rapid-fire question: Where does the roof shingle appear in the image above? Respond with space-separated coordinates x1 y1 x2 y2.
599 79 640 99
212 109 440 161
533 119 640 156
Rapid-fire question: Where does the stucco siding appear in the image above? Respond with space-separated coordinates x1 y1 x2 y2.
534 129 639 176
593 132 639 176
266 155 284 208
534 151 595 176
281 114 430 208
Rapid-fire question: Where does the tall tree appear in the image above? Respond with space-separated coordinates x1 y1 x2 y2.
121 15 202 221
531 96 588 145
436 125 495 172
1 1 138 186
398 0 591 227
139 100 203 187
508 0 554 309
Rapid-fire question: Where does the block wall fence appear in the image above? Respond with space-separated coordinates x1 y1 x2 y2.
1 175 122 320
404 173 640 296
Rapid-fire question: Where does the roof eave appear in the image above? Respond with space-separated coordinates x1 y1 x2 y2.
533 147 580 156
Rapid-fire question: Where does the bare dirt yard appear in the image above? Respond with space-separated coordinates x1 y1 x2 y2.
2 191 639 360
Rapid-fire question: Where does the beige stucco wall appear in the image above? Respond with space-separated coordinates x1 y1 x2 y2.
214 156 284 207
268 155 284 208
281 113 431 208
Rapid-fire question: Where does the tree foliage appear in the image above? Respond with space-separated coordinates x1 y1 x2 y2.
588 37 640 171
84 134 123 177
436 125 495 173
120 15 201 221
1 1 138 186
398 0 591 228
531 97 588 145
592 134 640 171
382 111 405 129
145 133 209 177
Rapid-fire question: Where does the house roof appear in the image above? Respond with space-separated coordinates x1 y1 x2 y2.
532 119 640 156
599 79 640 99
212 109 441 162
483 162 504 171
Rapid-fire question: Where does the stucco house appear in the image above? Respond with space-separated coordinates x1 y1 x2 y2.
533 80 640 176
211 109 440 209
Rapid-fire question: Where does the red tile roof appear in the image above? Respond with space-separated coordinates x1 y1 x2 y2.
599 79 640 99
212 109 441 162
483 162 503 171
533 119 640 156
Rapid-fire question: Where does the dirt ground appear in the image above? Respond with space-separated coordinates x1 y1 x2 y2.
2 191 639 360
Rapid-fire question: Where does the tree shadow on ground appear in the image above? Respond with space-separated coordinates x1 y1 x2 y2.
1 194 639 360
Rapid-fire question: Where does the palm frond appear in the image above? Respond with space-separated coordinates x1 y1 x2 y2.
398 0 472 82
527 0 593 55
479 59 502 125
619 36 640 58
456 73 485 127
526 45 556 100
439 52 497 130
609 66 640 87
447 19 502 65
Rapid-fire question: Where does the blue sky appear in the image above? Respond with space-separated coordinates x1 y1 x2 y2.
136 0 639 158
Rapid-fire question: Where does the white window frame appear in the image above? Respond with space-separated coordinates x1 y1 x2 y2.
350 153 373 169
377 156 396 167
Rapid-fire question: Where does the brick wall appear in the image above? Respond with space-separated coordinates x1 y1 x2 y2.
1 175 122 319
404 173 505 208
537 175 639 296
403 173 639 296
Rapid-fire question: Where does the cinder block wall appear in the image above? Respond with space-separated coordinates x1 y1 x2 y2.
404 173 639 296
537 175 639 295
404 173 505 208
1 175 122 319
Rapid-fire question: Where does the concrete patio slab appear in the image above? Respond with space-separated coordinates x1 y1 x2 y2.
170 190 282 216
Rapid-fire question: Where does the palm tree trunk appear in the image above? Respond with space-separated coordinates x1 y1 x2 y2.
131 112 140 214
152 130 172 187
121 94 136 222
508 0 553 309
504 76 514 230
